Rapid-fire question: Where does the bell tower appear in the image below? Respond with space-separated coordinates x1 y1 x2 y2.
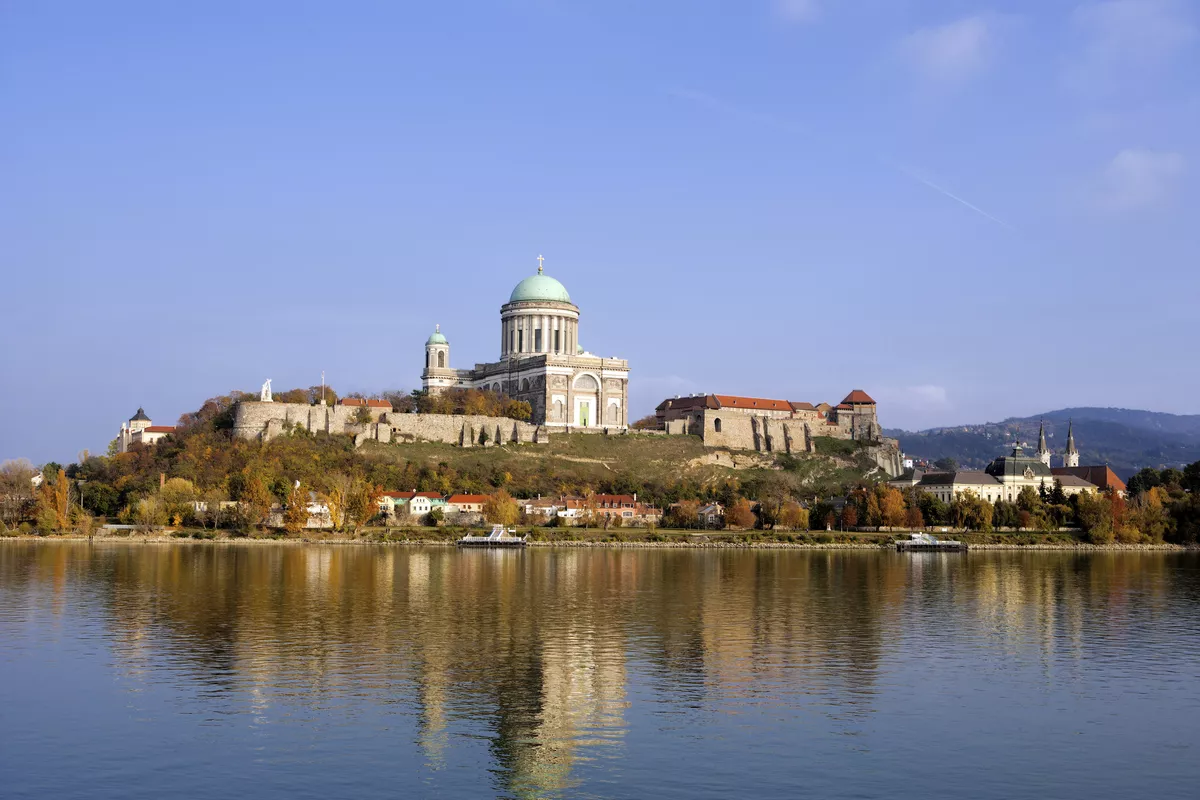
421 325 456 394
1064 420 1080 468
1036 420 1051 467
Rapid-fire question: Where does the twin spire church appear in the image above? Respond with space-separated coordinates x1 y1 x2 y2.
421 259 631 431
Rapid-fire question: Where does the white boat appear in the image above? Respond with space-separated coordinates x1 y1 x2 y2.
457 525 528 548
896 532 967 552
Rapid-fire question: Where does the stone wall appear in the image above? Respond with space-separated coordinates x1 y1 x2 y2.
233 401 545 447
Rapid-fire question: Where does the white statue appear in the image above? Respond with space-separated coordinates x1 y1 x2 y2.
261 379 273 402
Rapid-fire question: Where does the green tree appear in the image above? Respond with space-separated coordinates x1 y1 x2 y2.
933 458 958 472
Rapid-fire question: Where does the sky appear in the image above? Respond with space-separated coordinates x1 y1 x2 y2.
2 0 1197 465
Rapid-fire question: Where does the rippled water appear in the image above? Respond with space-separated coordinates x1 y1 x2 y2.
2 543 1199 799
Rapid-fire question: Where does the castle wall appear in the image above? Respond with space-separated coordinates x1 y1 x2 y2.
233 401 544 447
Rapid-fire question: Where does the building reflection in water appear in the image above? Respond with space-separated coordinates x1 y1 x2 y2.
0 543 1189 799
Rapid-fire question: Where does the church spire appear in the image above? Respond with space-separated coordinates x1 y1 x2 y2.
1036 420 1051 467
1064 420 1080 467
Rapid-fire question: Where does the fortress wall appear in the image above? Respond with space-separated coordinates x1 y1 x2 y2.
231 402 544 446
385 413 543 446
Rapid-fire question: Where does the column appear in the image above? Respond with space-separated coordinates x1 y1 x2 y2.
501 318 507 356
543 315 550 353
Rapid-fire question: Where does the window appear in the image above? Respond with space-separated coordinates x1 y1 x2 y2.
425 352 429 368
534 329 543 352
518 330 524 352
554 330 560 353
437 351 445 368
714 417 722 433
510 330 515 352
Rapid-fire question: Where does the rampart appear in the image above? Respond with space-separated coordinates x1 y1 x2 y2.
232 401 546 447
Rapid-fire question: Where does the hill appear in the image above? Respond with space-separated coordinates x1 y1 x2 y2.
58 405 887 524
885 407 1200 479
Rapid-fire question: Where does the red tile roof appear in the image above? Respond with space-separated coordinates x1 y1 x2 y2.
382 491 442 500
789 402 816 411
1051 466 1127 494
338 398 391 408
841 389 876 405
447 494 488 504
144 426 176 433
713 395 792 412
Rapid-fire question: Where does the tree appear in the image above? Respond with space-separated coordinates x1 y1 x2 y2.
0 459 37 528
160 477 197 526
344 478 383 532
1126 468 1161 496
933 458 958 472
106 438 120 457
631 415 659 431
880 486 906 529
905 505 924 530
284 482 309 534
950 491 993 531
238 469 273 529
353 405 373 425
665 500 700 529
483 489 519 526
778 501 809 531
865 491 883 531
1077 492 1114 543
724 498 755 530
840 503 858 530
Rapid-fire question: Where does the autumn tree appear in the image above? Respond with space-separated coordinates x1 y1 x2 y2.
238 469 273 529
483 489 519 526
631 415 659 431
665 500 700 529
284 481 309 534
778 501 809 531
840 503 858 531
0 459 37 528
344 479 384 532
160 477 197 526
879 486 906 529
724 498 755 530
905 505 924 530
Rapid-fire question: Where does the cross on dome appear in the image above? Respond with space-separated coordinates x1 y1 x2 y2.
537 254 544 274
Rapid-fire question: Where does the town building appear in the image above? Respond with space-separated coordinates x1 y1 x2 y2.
893 441 1103 504
446 494 488 515
421 258 631 431
380 491 446 518
116 408 176 453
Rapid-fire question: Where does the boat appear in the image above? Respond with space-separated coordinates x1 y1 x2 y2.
457 525 528 548
895 532 967 552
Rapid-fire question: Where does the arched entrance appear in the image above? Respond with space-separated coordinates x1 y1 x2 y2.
572 374 599 428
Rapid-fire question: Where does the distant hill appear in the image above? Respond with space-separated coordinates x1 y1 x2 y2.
884 407 1200 480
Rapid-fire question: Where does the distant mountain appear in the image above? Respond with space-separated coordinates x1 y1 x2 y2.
884 408 1200 480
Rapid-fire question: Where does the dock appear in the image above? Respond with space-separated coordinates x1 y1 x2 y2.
896 533 967 552
457 525 528 548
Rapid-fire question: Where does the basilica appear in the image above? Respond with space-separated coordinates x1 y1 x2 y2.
421 259 630 431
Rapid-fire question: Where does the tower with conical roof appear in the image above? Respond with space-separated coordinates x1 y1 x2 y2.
1063 420 1080 467
421 325 457 393
1036 420 1051 467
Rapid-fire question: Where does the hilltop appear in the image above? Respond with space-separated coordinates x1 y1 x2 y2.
886 407 1200 478
50 400 888 525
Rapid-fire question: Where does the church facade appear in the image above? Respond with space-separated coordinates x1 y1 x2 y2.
421 260 630 431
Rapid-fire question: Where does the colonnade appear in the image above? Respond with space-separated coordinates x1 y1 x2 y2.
501 311 578 358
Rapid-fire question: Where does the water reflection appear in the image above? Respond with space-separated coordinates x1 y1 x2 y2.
2 543 1198 800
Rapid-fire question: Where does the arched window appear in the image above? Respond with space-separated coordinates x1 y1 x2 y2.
714 417 722 433
425 351 430 368
492 383 500 393
437 351 445 368
521 378 530 392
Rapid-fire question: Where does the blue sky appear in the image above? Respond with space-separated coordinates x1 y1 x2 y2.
2 0 1197 464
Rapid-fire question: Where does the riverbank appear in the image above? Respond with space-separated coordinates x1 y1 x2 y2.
1 530 1193 550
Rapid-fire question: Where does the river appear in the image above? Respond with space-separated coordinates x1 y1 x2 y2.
2 542 1198 799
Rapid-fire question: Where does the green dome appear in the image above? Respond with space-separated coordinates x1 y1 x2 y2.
509 269 571 304
426 325 448 346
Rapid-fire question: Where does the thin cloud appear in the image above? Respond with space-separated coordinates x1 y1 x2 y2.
1065 0 1197 92
898 14 1000 89
668 88 1015 230
775 0 821 24
1096 148 1186 211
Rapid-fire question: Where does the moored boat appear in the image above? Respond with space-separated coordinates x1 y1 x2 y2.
457 525 528 548
896 532 967 552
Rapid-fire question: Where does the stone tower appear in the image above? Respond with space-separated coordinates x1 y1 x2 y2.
421 325 456 393
1036 420 1051 467
1064 420 1080 468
